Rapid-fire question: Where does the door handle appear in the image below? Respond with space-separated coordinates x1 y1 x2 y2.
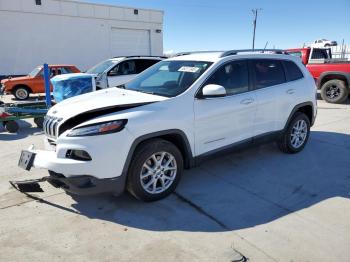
286 89 295 94
240 98 254 105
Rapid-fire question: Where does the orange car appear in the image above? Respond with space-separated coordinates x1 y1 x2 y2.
0 65 80 100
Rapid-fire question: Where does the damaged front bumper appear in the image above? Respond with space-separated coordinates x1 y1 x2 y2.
15 146 126 196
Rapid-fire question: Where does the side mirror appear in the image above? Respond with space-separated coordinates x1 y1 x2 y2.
201 84 226 98
108 71 118 77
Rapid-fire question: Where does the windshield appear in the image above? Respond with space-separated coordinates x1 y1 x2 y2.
86 60 116 74
28 66 42 77
124 60 212 97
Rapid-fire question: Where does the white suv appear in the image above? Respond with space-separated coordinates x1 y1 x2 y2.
18 50 317 201
86 56 164 89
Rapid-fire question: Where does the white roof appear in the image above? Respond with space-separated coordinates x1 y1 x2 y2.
169 52 223 62
168 51 298 63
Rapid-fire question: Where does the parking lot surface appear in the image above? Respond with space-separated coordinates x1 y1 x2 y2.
0 96 350 262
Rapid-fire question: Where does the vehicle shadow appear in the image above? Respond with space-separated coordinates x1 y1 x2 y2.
0 120 43 141
64 131 350 232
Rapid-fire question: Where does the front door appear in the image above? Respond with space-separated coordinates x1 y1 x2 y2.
194 60 257 156
107 60 137 87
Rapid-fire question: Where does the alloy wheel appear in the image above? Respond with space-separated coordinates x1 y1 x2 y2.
290 119 308 149
140 151 177 194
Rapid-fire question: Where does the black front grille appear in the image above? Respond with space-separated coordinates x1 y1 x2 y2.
43 116 62 138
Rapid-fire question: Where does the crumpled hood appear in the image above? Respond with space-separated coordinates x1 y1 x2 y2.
47 88 167 120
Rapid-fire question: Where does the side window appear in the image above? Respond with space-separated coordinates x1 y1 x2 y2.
205 60 249 96
135 59 160 73
60 67 73 74
311 49 328 59
252 59 285 89
283 61 304 82
49 68 57 77
120 60 137 75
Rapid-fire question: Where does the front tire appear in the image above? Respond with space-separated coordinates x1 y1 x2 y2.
34 117 44 128
278 112 310 154
13 86 30 100
127 139 183 201
4 121 19 133
320 80 349 104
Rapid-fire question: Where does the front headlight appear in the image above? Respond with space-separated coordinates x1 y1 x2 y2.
67 120 127 137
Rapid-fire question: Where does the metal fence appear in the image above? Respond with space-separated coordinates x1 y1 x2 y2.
331 45 350 60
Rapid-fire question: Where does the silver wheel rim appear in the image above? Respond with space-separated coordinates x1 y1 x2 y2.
290 119 308 149
140 151 177 194
16 88 28 99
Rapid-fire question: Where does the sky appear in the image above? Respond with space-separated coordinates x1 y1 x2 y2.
85 0 350 53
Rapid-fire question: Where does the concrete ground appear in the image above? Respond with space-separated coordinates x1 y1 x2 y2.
0 95 350 262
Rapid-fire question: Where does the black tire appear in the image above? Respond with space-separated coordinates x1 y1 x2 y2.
12 85 30 100
4 121 19 133
320 79 349 104
126 138 183 202
34 117 44 128
277 112 310 154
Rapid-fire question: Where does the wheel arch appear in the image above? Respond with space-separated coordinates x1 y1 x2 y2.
122 129 194 176
284 102 315 130
317 72 350 89
12 84 33 93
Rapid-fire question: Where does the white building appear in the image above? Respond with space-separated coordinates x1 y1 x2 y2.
0 0 164 76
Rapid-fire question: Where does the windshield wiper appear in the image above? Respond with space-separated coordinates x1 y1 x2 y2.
133 89 155 95
115 84 126 89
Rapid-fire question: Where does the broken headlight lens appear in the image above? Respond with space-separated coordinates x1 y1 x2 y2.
67 120 127 137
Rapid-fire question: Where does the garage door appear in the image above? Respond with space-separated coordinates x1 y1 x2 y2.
110 28 151 56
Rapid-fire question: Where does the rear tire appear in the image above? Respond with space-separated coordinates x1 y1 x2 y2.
278 112 310 154
13 86 30 100
320 79 349 104
126 139 183 202
4 121 19 133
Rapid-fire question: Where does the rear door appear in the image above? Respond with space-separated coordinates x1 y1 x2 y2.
194 59 257 155
251 59 296 136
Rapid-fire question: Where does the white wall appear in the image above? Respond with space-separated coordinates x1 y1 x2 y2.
0 0 163 75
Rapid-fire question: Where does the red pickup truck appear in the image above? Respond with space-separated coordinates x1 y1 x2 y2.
286 47 350 103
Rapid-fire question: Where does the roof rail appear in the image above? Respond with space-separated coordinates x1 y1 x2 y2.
113 55 168 59
220 49 288 57
175 51 223 57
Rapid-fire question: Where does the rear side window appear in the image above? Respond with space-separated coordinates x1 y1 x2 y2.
252 59 285 89
283 60 303 81
61 67 74 74
135 59 160 73
311 49 328 59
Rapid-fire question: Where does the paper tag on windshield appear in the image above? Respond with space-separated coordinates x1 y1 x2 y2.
178 66 200 73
